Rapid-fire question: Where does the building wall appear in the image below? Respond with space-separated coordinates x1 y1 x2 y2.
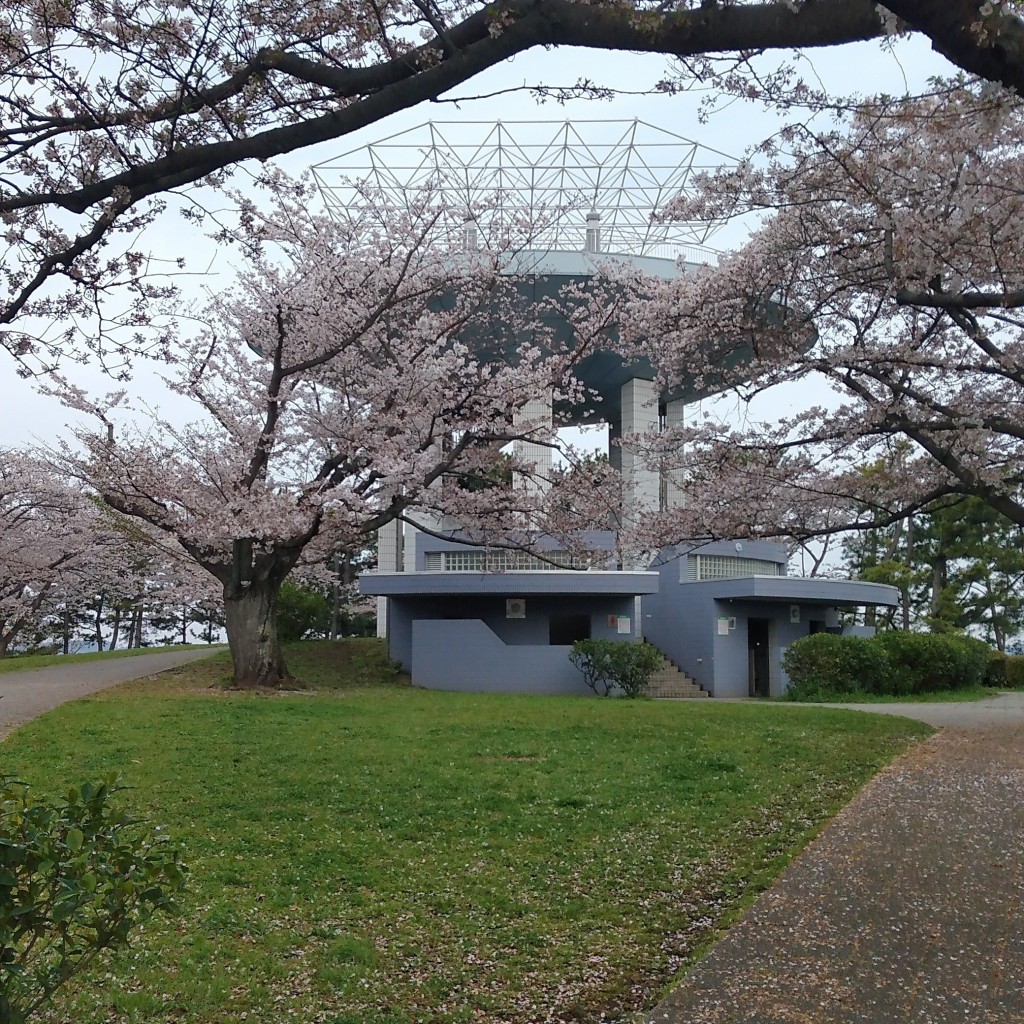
642 546 847 697
388 593 637 675
708 600 839 697
411 620 594 695
642 558 719 693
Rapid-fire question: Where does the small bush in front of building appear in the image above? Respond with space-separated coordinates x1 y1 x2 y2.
569 639 662 698
1004 655 1024 689
872 631 988 694
985 649 1008 688
782 633 888 700
784 631 993 700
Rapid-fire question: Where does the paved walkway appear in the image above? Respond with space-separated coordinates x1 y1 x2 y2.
646 694 1024 1023
0 649 217 741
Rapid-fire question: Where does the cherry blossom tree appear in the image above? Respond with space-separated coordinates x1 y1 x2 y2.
0 455 152 656
612 83 1024 546
57 193 617 687
2 1 1023 367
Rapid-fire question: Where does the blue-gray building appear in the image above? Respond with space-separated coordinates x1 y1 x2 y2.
361 533 898 698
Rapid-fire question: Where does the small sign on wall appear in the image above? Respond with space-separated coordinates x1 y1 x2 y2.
717 616 731 636
506 598 526 619
790 604 801 624
617 616 631 635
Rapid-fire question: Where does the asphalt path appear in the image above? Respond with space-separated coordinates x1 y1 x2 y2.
807 689 1024 728
0 649 217 741
647 691 1024 1023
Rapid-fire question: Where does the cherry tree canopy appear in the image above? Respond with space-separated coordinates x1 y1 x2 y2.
0 454 187 655
613 84 1024 545
57 193 620 685
2 1 1023 367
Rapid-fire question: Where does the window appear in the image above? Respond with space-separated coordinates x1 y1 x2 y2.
686 555 783 581
549 614 591 646
423 549 581 571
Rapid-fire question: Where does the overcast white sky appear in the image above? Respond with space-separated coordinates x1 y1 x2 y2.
0 33 957 452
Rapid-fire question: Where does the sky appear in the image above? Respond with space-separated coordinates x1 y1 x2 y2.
0 30 959 453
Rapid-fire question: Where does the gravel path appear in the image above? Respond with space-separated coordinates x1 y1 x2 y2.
647 696 1024 1023
0 649 218 741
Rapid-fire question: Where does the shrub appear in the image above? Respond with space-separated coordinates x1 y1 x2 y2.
569 639 662 698
782 633 888 701
784 631 993 701
873 631 988 694
1005 655 1024 689
0 776 187 1024
277 582 331 642
985 649 1008 688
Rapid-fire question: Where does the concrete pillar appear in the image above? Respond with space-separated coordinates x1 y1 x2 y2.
662 397 687 511
375 515 402 639
617 377 660 513
512 389 553 496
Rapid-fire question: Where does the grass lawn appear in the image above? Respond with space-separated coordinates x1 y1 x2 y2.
1 641 931 1024
788 685 1012 704
0 644 220 675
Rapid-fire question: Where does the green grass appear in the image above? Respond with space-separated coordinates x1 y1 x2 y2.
0 644 219 674
790 685 1010 704
1 641 931 1024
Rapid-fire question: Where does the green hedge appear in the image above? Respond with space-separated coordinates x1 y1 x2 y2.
1006 655 1024 689
778 633 888 700
985 650 1008 688
783 631 991 701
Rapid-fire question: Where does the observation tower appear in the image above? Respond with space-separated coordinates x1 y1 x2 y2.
311 120 739 627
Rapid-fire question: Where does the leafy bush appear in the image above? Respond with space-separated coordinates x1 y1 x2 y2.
782 633 888 700
1 776 186 1024
277 582 331 642
784 631 992 701
1005 655 1024 689
569 639 662 698
984 649 1008 688
872 631 988 694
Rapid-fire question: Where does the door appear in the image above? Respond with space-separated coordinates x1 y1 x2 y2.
748 618 771 697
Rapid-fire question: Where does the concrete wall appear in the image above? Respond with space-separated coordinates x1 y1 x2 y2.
642 547 846 697
642 553 718 691
411 619 594 695
709 599 839 697
389 592 637 680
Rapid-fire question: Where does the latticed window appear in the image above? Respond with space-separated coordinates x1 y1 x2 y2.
686 555 783 581
423 549 580 571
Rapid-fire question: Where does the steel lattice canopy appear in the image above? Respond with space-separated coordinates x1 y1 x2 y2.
311 118 733 261
309 120 792 421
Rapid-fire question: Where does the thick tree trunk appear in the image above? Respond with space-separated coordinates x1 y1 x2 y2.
223 580 290 688
109 607 122 650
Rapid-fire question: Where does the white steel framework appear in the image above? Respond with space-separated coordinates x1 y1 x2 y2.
311 119 734 261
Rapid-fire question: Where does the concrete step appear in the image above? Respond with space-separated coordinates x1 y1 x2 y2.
643 648 710 699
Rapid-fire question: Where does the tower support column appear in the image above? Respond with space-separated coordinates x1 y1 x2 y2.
663 397 687 510
512 389 554 496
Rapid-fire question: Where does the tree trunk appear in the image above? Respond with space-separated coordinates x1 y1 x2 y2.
93 594 105 652
223 580 290 688
109 607 122 650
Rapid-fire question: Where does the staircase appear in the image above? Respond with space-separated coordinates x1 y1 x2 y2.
643 644 710 699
